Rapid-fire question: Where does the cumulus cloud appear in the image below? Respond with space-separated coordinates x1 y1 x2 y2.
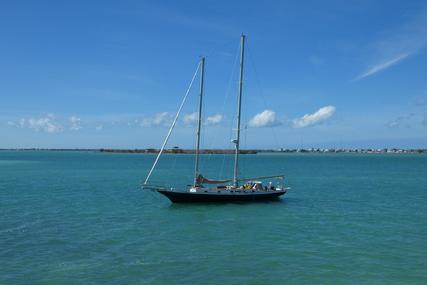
69 116 82 131
293 106 335 128
248 110 280 128
183 112 198 125
206 114 223 125
28 114 63 133
141 112 172 127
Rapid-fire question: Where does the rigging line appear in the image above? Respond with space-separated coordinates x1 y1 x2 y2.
143 62 201 185
203 39 242 164
205 41 240 152
241 64 249 174
198 41 241 178
247 46 281 149
201 95 208 168
219 42 241 180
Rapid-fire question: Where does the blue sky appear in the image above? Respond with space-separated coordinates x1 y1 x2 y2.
1 0 427 149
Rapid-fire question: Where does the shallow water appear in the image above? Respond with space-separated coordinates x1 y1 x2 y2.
1 151 426 284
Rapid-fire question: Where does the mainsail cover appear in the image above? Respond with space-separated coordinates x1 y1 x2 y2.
196 174 285 185
196 174 231 185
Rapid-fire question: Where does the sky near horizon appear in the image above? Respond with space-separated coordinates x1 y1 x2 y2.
1 0 427 149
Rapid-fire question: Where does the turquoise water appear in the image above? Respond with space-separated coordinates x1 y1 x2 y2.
1 151 426 284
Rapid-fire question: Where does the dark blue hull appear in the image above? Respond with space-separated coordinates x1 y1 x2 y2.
157 189 286 203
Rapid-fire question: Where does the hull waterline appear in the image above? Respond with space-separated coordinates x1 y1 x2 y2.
157 189 286 203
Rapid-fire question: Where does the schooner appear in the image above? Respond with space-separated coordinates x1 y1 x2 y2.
143 34 288 202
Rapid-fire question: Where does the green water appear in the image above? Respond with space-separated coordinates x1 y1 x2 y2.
1 151 426 284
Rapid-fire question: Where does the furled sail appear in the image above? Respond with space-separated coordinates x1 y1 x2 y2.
196 174 285 185
196 174 231 185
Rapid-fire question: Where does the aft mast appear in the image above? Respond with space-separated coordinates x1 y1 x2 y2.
194 57 205 187
233 34 245 188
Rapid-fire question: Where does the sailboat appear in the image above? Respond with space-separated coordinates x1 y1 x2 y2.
143 34 289 203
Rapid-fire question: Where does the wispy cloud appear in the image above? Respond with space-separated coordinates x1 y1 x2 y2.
355 7 427 80
293 106 335 128
28 114 63 133
412 95 427 106
183 112 198 125
355 53 410 80
7 118 26 128
206 114 223 125
69 116 82 131
141 112 172 127
386 113 425 128
7 115 63 133
182 113 224 126
248 110 281 128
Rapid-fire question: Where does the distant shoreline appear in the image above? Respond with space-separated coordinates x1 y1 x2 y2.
1 148 426 154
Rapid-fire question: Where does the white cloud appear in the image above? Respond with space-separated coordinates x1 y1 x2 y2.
293 106 335 128
355 53 410 80
183 113 223 126
387 113 418 128
387 121 399 128
141 112 172 127
96 124 103 131
69 116 82 131
19 118 25 128
28 114 63 133
355 7 427 81
7 118 26 128
413 96 427 106
183 112 198 125
206 114 223 125
248 110 280 128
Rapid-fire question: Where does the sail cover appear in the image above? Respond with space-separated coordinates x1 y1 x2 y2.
196 174 284 185
196 174 231 185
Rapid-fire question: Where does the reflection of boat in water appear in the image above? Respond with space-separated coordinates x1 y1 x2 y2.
143 34 289 203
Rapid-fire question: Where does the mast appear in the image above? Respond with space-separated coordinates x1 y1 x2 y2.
194 57 205 187
233 34 245 188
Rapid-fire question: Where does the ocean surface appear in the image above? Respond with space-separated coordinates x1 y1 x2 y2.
1 151 426 284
